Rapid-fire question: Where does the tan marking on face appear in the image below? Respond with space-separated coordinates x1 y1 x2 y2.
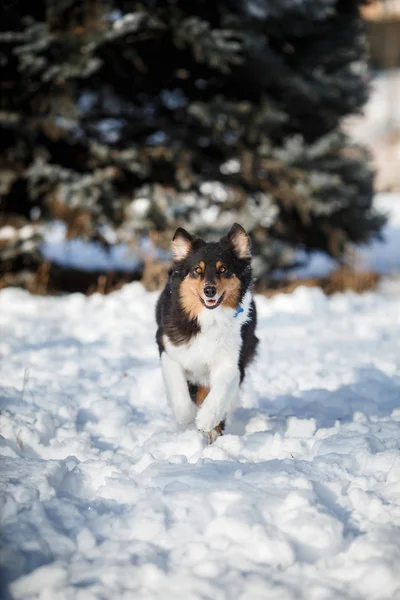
195 385 209 406
217 274 241 309
179 275 203 319
216 260 223 270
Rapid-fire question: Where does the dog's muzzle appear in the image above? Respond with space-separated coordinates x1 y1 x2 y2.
201 284 224 309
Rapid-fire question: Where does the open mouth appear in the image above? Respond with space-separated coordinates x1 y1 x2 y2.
200 294 224 310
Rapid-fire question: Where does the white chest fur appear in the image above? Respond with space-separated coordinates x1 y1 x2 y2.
164 290 252 386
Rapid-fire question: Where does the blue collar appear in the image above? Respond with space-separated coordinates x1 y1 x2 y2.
233 305 244 318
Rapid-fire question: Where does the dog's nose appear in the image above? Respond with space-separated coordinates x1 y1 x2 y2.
204 285 217 298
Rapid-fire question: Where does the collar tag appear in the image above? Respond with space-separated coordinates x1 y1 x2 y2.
233 305 244 318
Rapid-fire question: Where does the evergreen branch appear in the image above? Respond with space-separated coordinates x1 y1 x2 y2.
174 17 244 73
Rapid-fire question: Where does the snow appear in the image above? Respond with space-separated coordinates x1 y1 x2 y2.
279 192 400 280
40 221 171 272
38 192 399 279
41 221 141 271
1 275 400 599
357 192 400 274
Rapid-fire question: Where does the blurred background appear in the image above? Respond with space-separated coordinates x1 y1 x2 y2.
0 0 399 296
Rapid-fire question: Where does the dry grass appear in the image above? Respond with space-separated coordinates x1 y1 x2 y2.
0 260 382 298
0 263 140 296
257 265 381 298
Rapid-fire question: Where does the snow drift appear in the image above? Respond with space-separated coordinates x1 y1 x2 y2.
1 276 400 599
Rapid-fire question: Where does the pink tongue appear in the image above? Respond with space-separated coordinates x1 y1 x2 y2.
206 299 216 305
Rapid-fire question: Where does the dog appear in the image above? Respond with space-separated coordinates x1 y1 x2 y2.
156 223 258 442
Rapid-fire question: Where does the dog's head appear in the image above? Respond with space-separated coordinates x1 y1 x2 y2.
171 223 252 318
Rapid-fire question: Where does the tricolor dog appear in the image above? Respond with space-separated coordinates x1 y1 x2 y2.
156 224 258 441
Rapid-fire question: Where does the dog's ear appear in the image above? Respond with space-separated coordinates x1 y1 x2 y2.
227 223 251 259
171 228 194 261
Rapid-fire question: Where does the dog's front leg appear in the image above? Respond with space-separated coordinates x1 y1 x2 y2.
161 352 197 425
195 362 240 433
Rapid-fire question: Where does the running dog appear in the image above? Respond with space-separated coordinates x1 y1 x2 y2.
156 223 258 441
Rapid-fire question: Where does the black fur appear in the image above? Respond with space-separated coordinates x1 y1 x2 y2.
155 268 201 349
238 298 258 383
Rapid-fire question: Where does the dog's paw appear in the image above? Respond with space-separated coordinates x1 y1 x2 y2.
195 402 221 433
203 423 224 445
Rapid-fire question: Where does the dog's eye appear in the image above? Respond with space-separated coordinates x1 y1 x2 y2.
194 266 203 275
218 265 227 274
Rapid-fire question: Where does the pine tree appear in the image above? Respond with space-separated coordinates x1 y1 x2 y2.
0 0 385 286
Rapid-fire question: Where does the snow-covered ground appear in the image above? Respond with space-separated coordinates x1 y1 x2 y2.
1 273 400 599
272 192 400 281
40 221 167 272
358 192 400 274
